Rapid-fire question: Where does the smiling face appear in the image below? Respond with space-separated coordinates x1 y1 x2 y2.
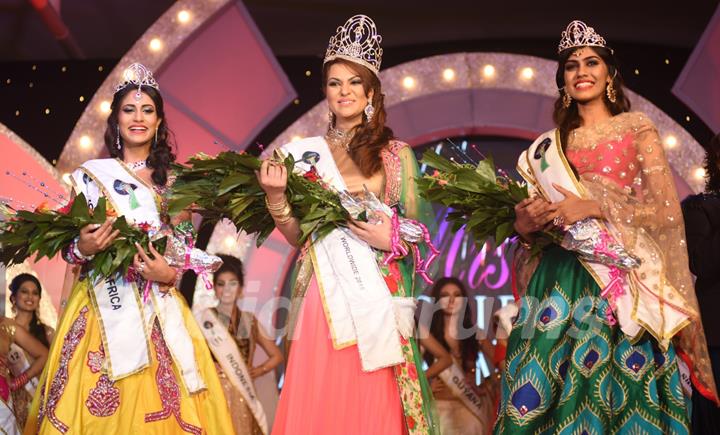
12 279 41 313
562 47 611 104
324 61 374 128
117 91 162 148
214 271 242 305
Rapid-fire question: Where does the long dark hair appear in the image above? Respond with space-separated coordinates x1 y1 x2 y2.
103 85 176 186
213 255 245 336
323 59 394 177
553 46 631 147
8 273 50 348
213 254 245 288
705 133 720 193
423 277 479 372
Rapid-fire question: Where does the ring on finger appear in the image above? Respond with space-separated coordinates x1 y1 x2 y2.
552 215 565 226
137 262 146 273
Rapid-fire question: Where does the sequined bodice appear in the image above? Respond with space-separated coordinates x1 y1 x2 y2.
566 131 640 190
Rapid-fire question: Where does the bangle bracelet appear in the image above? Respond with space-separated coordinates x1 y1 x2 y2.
265 196 289 210
269 205 292 218
72 236 94 261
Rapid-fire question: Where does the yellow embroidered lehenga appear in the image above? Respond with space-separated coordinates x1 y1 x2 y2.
24 158 233 434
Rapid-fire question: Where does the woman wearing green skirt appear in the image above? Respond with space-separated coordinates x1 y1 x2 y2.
493 20 718 434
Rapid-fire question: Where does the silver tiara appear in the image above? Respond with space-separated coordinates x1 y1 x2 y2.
558 20 608 54
324 15 383 76
113 63 160 101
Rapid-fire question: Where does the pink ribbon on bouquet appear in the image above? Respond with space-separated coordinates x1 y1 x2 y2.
383 213 440 285
594 230 625 325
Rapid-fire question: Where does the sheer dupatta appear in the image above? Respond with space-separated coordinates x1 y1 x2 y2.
569 112 718 404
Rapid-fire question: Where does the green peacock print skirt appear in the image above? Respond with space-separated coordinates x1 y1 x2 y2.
494 245 690 434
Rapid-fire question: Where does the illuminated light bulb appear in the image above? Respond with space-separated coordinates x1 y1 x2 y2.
177 10 191 23
79 135 92 149
520 67 534 80
694 167 706 180
664 135 677 149
291 135 302 142
402 76 416 89
442 68 456 82
99 101 111 114
149 38 163 52
482 64 496 78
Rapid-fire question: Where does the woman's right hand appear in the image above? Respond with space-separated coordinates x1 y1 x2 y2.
77 220 120 256
256 159 288 203
513 197 553 240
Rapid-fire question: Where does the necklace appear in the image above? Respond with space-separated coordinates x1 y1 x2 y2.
126 160 147 171
325 126 354 152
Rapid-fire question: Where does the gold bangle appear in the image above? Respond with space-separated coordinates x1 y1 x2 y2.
265 196 289 210
266 202 288 211
269 203 292 218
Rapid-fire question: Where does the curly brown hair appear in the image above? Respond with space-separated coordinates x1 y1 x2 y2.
322 59 394 177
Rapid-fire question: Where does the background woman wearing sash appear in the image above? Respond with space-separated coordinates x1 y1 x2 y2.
423 277 496 435
259 15 442 435
0 316 48 434
212 254 282 434
494 21 717 434
7 274 53 429
24 63 233 434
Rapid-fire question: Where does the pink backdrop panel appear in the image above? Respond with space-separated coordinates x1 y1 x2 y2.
673 4 720 133
157 1 295 151
0 132 68 307
163 102 229 164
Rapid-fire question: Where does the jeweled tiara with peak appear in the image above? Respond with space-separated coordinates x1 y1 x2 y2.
558 20 610 54
113 63 159 101
324 15 383 76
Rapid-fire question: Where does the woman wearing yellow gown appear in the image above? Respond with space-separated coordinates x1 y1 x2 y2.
24 63 233 434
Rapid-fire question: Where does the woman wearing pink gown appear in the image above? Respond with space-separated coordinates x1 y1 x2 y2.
257 15 442 435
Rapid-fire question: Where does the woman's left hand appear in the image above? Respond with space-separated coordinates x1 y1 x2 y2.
547 183 603 226
133 242 176 284
348 212 392 251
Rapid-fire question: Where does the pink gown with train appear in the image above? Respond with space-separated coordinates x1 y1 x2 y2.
271 146 406 435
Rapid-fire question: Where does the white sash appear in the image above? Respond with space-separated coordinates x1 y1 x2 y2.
71 159 205 391
7 344 38 396
281 137 407 371
517 130 690 348
438 362 489 426
0 399 19 435
193 308 268 434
